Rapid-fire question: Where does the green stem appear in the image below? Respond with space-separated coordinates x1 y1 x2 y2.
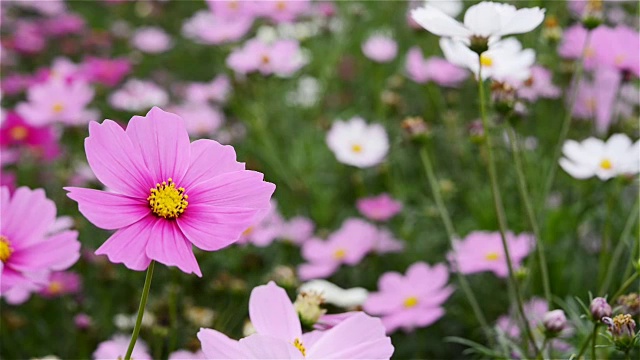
125 261 155 360
506 126 551 304
575 329 594 359
168 270 179 354
477 64 539 355
591 323 598 360
419 147 490 338
537 337 549 360
600 199 639 295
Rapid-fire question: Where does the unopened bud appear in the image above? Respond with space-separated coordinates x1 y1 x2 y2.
590 297 612 320
294 291 327 328
603 314 638 352
543 309 567 334
401 116 431 143
617 293 640 316
469 35 489 55
582 0 603 30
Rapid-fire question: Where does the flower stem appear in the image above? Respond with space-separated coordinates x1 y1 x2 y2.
419 146 490 338
506 126 551 304
477 64 538 355
575 329 594 359
591 323 598 360
125 261 155 360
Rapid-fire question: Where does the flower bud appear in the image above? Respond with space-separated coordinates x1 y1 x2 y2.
590 297 612 320
543 309 567 334
294 291 327 328
617 293 640 316
401 116 431 143
582 0 603 30
603 314 638 352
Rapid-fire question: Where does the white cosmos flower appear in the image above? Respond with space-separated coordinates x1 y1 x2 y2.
440 37 535 82
560 134 640 180
412 1 545 46
423 0 463 18
326 117 389 168
299 279 369 308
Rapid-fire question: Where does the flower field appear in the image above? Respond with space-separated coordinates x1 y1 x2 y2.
0 1 639 359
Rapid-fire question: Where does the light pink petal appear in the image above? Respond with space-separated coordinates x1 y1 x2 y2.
64 187 149 230
239 334 304 359
95 217 154 271
10 230 80 272
307 312 394 359
2 187 56 249
180 139 245 189
85 120 152 198
411 6 471 38
145 219 201 277
125 107 191 184
413 306 446 327
363 292 402 315
197 328 250 359
301 239 334 263
249 281 301 341
186 170 275 209
380 311 415 334
297 262 339 281
378 271 404 292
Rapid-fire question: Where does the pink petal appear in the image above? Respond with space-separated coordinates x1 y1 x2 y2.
249 281 302 341
85 120 152 198
180 139 245 189
95 217 154 271
197 328 250 359
239 334 304 359
145 219 201 277
186 170 275 210
363 292 402 315
125 107 191 184
10 230 80 272
413 306 446 327
64 187 149 230
297 262 339 281
2 187 56 249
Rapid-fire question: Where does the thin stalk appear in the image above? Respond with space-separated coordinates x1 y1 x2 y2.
575 329 594 359
168 270 179 354
600 199 639 295
477 64 539 355
507 126 551 303
125 261 155 360
537 337 549 360
419 147 490 338
612 272 639 301
591 323 598 360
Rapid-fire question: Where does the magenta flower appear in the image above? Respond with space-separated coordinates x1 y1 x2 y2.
0 111 61 161
298 218 376 280
448 231 534 278
364 262 454 334
516 65 561 101
81 57 131 87
0 186 81 304
42 12 86 37
405 47 467 87
226 38 306 77
65 107 275 276
197 281 394 359
237 200 284 248
93 334 151 360
362 34 398 63
39 271 82 298
356 193 403 222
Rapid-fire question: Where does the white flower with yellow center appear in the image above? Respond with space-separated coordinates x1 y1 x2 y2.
560 134 640 180
326 117 389 168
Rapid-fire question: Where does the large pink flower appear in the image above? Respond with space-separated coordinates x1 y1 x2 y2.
1 186 81 304
65 107 275 276
364 262 454 334
197 281 394 359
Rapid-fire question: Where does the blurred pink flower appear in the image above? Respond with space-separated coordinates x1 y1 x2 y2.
0 111 61 161
183 75 231 104
169 349 206 360
448 231 534 278
16 78 97 126
1 73 33 95
206 0 258 21
516 65 561 101
81 57 131 87
227 38 306 77
298 218 376 280
373 227 404 254
362 34 398 63
592 25 639 77
7 0 66 15
364 262 454 334
109 79 168 112
168 102 224 137
357 193 403 222
572 67 621 134
93 334 151 360
280 216 314 245
39 271 82 298
65 107 275 276
197 281 394 359
74 313 93 330
131 26 173 53
256 0 310 23
182 10 253 45
0 186 81 304
405 47 468 87
237 200 284 247
42 13 85 37
10 21 46 54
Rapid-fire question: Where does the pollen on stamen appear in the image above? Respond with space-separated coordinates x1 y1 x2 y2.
293 338 306 357
485 252 500 261
147 178 189 219
480 54 493 67
0 235 13 263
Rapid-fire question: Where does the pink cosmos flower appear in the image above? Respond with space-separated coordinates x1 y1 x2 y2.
1 73 34 95
183 75 231 104
10 21 46 54
169 349 206 360
65 107 275 276
81 57 131 87
42 13 85 37
405 47 468 87
109 79 169 112
39 271 81 298
280 216 314 245
0 186 81 304
362 34 398 63
93 334 151 360
572 67 621 134
227 38 306 77
168 102 224 137
592 25 640 77
182 10 253 45
0 111 61 161
206 0 258 21
197 281 394 359
298 218 376 280
448 231 534 278
237 200 284 247
356 193 403 222
16 78 97 126
255 0 311 23
131 26 173 54
364 262 454 334
373 227 404 254
516 65 561 101
74 313 93 330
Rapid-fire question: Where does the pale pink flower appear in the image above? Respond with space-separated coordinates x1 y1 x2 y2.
168 102 224 137
516 65 561 101
362 34 398 63
131 26 173 54
237 200 284 247
169 349 205 360
226 38 306 77
183 75 231 104
65 107 275 276
373 227 404 254
572 67 621 133
206 0 258 21
280 216 314 245
448 231 534 278
298 218 376 280
255 0 311 23
182 10 253 45
364 262 454 334
39 271 81 298
109 79 169 112
405 47 468 87
93 334 151 360
42 13 85 37
197 281 394 359
1 186 81 304
356 193 403 222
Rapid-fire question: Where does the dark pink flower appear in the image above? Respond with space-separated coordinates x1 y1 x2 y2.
356 193 403 222
39 271 82 298
81 57 131 87
0 111 61 161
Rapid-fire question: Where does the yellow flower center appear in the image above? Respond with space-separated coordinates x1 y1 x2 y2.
600 159 612 170
261 54 270 64
480 54 493 67
52 102 64 114
333 248 346 260
584 47 595 59
485 252 500 261
10 126 28 141
242 226 254 236
276 1 287 11
586 98 597 112
48 281 63 295
293 338 306 357
351 144 363 153
0 235 13 263
404 296 419 308
147 178 188 219
614 54 625 65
